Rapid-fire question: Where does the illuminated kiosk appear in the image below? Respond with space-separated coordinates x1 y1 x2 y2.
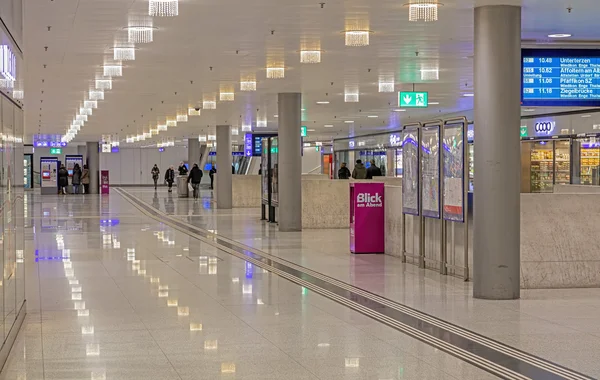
349 182 385 254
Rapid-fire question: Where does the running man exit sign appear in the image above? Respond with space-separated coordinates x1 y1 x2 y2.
399 91 429 108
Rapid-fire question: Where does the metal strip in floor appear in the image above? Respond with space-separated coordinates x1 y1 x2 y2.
116 188 594 380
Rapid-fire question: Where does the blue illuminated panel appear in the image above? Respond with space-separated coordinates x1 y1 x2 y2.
522 49 600 107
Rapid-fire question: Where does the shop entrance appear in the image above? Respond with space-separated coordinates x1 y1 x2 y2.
521 139 571 193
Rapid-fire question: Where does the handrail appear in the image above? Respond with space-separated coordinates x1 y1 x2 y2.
306 165 322 174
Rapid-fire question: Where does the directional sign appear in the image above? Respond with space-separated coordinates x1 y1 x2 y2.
399 91 429 108
301 126 307 137
520 126 528 138
49 148 62 155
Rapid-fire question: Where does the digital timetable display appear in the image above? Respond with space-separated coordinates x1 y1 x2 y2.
522 49 600 107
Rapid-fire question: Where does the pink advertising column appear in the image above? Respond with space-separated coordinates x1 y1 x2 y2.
349 182 385 254
100 170 110 194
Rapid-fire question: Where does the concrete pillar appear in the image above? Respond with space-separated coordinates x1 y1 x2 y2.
473 5 521 300
278 93 302 232
216 125 232 209
77 144 86 157
188 137 200 166
86 142 99 194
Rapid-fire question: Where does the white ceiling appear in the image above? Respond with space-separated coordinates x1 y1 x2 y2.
22 0 600 144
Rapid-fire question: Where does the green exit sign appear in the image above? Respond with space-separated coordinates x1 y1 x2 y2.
50 148 62 155
301 126 307 137
399 91 429 108
520 126 528 138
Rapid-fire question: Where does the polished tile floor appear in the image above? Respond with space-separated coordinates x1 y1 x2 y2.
1 188 599 379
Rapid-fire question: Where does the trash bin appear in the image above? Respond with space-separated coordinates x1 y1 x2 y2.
176 176 189 198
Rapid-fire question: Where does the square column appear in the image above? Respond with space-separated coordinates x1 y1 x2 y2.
278 93 302 231
86 142 99 194
188 137 200 167
216 125 232 209
473 5 521 300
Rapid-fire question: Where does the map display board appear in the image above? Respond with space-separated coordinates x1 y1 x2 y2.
402 126 419 216
261 138 270 205
522 49 600 107
442 124 465 222
421 125 441 219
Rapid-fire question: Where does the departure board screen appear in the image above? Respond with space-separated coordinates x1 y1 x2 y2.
522 49 600 107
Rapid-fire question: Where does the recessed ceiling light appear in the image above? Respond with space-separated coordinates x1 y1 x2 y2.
344 120 354 123
316 101 329 104
463 93 474 97
324 125 333 128
548 33 571 38
393 109 406 112
367 115 378 118
523 108 536 112
582 114 592 118
429 102 440 105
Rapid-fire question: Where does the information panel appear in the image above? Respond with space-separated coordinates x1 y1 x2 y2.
261 138 269 205
442 124 465 222
522 49 600 107
402 126 419 216
421 125 440 219
270 137 279 207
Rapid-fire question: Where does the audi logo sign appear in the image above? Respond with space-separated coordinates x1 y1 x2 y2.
534 121 555 135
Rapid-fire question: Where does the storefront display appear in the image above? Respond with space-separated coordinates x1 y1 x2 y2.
580 141 600 185
522 139 571 193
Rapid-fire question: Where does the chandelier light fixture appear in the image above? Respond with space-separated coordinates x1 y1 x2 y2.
12 90 23 99
345 31 370 47
95 78 112 90
256 119 267 128
420 65 440 80
203 100 216 110
208 134 216 141
0 79 14 89
149 0 178 17
407 0 440 22
266 67 285 79
231 127 239 136
344 87 359 102
300 50 321 64
240 80 256 91
84 100 98 109
166 119 177 127
176 114 188 122
158 124 168 131
188 107 201 116
114 47 135 61
199 135 207 142
378 77 395 92
220 92 234 101
76 115 88 122
80 107 93 116
103 63 122 77
126 25 154 44
241 123 252 132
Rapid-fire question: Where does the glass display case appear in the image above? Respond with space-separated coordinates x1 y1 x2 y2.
580 142 600 185
526 139 571 193
468 143 474 192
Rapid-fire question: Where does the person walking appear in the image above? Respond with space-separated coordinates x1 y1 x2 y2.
178 162 188 176
338 162 351 179
366 159 382 179
187 163 203 199
58 165 69 194
351 159 367 179
71 164 82 194
165 166 175 192
81 164 90 194
209 165 217 190
151 164 160 190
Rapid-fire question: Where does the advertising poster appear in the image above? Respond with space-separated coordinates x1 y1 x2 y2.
402 126 419 215
261 138 269 205
421 125 440 219
270 137 279 206
443 125 465 222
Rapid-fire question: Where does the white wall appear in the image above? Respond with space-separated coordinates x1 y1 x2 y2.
302 147 321 174
100 147 187 185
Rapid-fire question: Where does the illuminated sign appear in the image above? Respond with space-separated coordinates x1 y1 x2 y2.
348 140 355 148
244 133 253 157
520 126 528 137
534 121 555 135
301 126 307 137
389 134 401 146
49 148 62 155
34 141 67 148
399 91 428 108
0 45 16 82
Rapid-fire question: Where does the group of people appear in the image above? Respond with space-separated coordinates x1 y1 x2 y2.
57 163 90 194
338 159 382 180
151 162 216 199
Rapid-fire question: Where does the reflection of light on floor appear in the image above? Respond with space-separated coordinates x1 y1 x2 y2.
231 277 239 283
159 285 169 291
78 309 90 317
63 262 73 269
256 299 264 305
71 286 82 293
177 307 189 316
242 284 253 294
91 370 106 380
317 343 330 348
16 250 24 264
190 323 203 331
208 264 217 275
86 343 100 357
71 293 82 301
158 291 169 298
345 358 360 368
221 362 235 373
204 340 218 351
81 326 94 335
150 277 160 283
69 279 79 285
74 301 86 310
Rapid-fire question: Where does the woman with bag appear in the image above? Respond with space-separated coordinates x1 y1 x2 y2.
81 165 90 194
71 164 82 194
